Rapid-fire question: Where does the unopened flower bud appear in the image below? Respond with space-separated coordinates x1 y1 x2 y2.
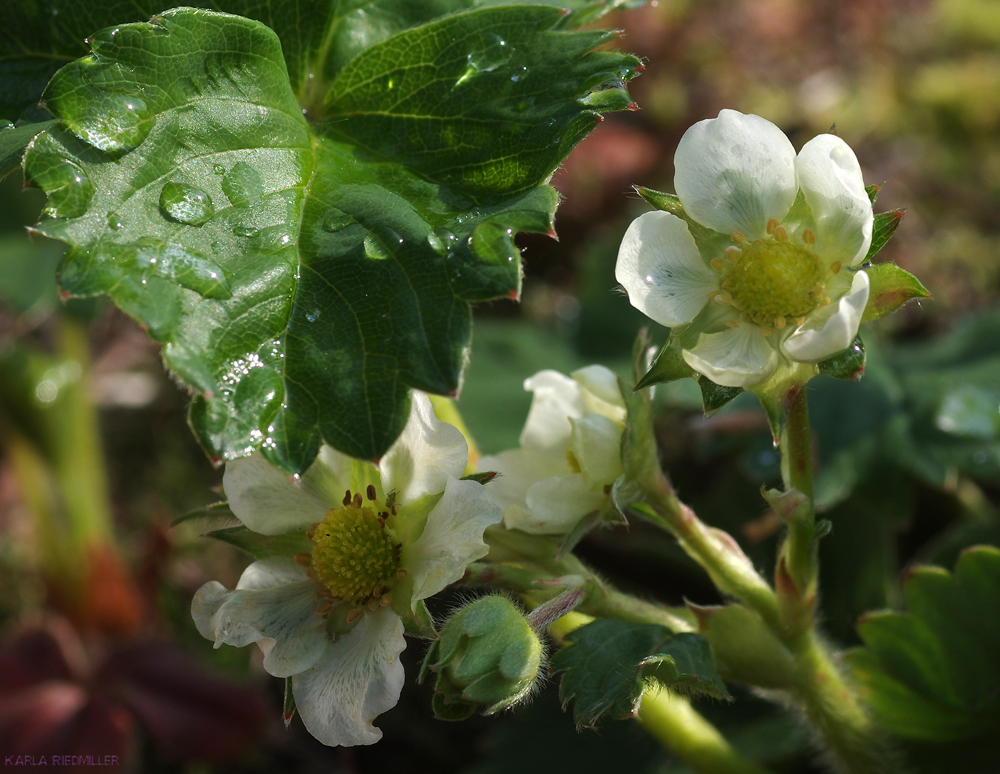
420 595 543 720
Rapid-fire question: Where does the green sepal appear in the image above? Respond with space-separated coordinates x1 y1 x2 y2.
170 499 235 527
551 620 730 728
283 677 296 728
635 335 695 390
862 263 931 323
749 361 815 443
399 598 438 640
817 335 866 381
431 691 477 722
697 376 743 414
460 471 499 485
203 525 311 559
635 185 682 214
866 183 882 204
0 119 57 179
865 210 904 262
633 184 722 249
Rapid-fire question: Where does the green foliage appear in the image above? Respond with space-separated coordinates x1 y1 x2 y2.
0 120 56 178
19 6 639 471
846 547 1000 758
551 620 729 728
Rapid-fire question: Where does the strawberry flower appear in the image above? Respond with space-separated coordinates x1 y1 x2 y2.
616 109 874 388
191 393 501 746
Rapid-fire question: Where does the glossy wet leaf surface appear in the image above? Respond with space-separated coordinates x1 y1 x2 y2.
22 6 638 470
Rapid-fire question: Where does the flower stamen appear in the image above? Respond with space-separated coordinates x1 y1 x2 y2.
802 228 816 245
309 489 401 611
766 218 779 235
711 257 725 272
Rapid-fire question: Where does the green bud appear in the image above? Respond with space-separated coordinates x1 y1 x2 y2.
420 595 543 720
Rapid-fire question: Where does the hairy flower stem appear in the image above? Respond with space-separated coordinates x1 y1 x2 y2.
462 559 695 633
786 630 899 774
638 691 774 774
777 387 817 628
638 487 781 630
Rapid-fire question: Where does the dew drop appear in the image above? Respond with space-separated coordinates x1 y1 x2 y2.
221 161 263 208
305 308 320 322
211 241 223 254
106 211 124 231
65 88 154 155
510 66 528 83
427 228 457 256
364 227 402 261
467 34 512 73
29 155 93 219
232 224 259 238
322 209 353 233
159 182 214 226
213 164 226 175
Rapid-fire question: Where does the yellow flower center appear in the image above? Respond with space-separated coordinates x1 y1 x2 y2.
309 491 400 608
722 238 824 327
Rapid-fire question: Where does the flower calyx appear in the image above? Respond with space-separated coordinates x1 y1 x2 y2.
420 595 543 721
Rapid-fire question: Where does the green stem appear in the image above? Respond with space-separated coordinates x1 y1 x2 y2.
462 560 695 633
778 386 816 597
638 691 773 774
640 489 780 630
786 630 899 774
54 319 115 549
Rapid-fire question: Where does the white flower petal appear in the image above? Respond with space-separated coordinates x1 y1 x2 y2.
223 446 351 535
796 133 873 266
191 558 328 678
570 414 624 489
379 392 468 506
518 370 584 452
404 477 503 602
293 608 405 747
615 211 718 328
477 447 571 514
682 325 779 388
572 365 625 411
514 474 607 534
783 270 870 363
674 110 797 240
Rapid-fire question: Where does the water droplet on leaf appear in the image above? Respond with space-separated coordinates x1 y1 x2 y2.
26 152 93 219
159 182 214 226
364 227 402 260
106 212 124 230
65 89 154 155
427 228 457 256
221 161 263 208
213 164 226 175
467 34 512 73
211 241 223 254
322 209 353 232
232 224 259 238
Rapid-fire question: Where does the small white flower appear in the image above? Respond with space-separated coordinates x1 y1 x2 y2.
616 109 874 388
191 393 501 747
479 366 626 535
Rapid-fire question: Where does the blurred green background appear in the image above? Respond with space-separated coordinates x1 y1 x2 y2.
3 0 1000 771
